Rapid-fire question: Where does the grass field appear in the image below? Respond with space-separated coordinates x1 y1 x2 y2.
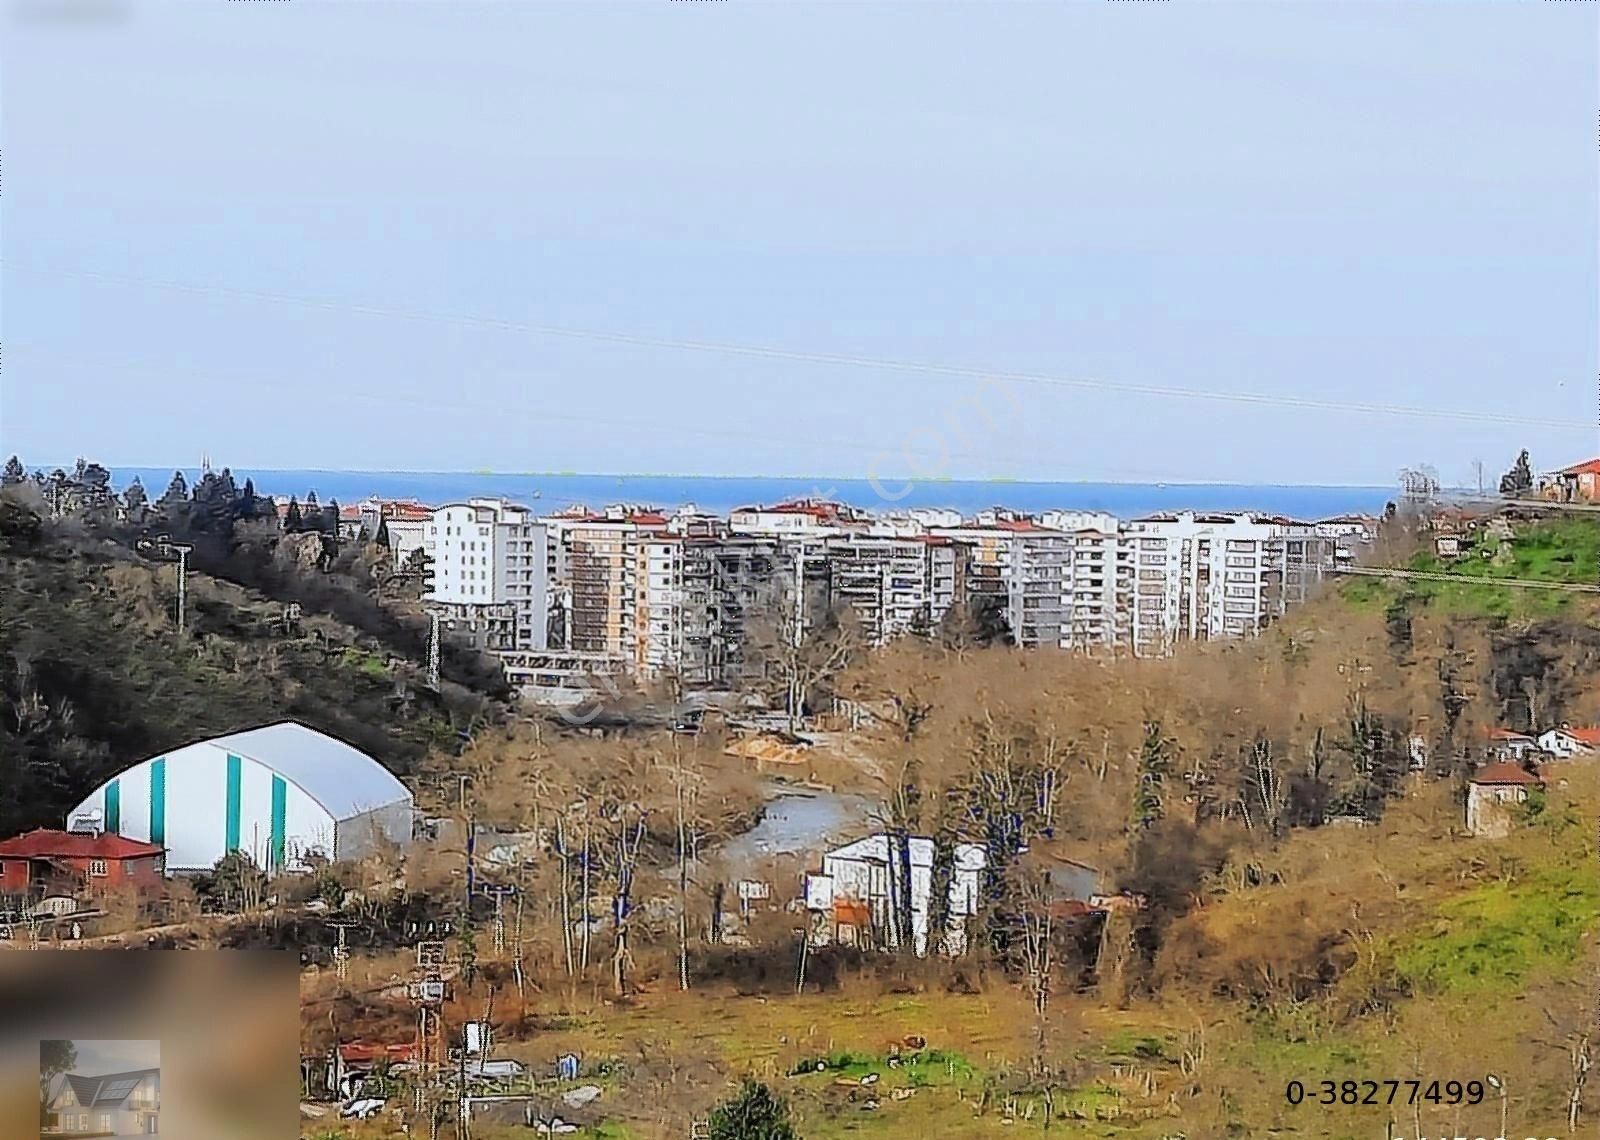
1340 517 1600 620
306 763 1600 1140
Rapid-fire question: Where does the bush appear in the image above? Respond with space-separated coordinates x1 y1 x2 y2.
706 1079 800 1140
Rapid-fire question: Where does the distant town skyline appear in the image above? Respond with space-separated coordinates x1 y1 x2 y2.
4 3 1595 483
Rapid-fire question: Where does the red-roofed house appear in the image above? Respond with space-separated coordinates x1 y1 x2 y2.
1535 725 1600 759
1467 762 1544 838
1541 458 1600 503
0 829 165 896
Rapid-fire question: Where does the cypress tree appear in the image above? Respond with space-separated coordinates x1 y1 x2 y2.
1135 720 1171 829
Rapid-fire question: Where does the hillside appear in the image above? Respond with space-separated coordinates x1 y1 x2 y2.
1341 515 1600 622
0 496 495 836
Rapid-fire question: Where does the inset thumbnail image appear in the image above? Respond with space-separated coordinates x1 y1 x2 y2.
39 1040 159 1138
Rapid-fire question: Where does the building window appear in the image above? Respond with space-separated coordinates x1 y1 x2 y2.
88 859 108 877
99 1114 112 1132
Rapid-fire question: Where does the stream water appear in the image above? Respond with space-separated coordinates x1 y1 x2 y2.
718 784 880 867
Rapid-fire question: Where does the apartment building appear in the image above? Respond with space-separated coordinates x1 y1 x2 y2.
679 536 791 687
554 509 672 657
1124 512 1334 649
930 519 1073 649
823 535 967 645
1063 527 1130 650
424 499 549 652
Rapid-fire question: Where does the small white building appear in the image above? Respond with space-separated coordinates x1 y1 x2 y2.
1483 728 1539 762
1466 762 1543 838
66 722 414 873
804 834 987 956
1535 726 1600 759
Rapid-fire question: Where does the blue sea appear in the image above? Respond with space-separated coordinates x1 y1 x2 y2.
110 468 1393 521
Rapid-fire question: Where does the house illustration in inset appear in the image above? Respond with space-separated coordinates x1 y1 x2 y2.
42 1067 160 1136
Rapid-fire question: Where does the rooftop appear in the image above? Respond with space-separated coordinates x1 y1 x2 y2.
1470 761 1543 786
1555 457 1600 477
0 829 163 860
199 722 413 819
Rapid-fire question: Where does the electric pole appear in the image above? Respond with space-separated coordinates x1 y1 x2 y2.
328 922 356 983
789 540 805 732
427 610 441 689
177 544 187 633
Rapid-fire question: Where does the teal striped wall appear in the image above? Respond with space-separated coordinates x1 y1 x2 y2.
225 753 242 853
149 758 166 845
104 779 120 831
269 775 287 872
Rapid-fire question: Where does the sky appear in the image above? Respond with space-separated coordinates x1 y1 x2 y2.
52 1039 159 1077
1 1 1596 485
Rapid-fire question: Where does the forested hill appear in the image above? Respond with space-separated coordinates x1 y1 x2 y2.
0 490 496 836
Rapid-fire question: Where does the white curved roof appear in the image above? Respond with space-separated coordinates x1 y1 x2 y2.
207 722 412 819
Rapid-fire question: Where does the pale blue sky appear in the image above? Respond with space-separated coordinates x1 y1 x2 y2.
2 1 1595 484
56 1039 159 1077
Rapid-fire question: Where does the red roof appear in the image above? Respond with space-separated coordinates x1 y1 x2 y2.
1556 458 1600 476
1470 762 1543 786
735 500 849 521
1483 727 1533 742
339 505 363 521
1554 726 1600 746
0 829 163 859
339 1043 417 1065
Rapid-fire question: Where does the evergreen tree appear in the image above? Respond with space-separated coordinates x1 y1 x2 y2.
192 468 238 533
374 517 391 549
238 478 259 520
706 1080 800 1140
122 477 149 522
1498 449 1534 497
1 455 24 485
1383 596 1413 658
1134 720 1171 828
284 496 303 532
323 497 341 534
156 470 189 515
303 490 322 533
77 462 113 513
938 594 1013 649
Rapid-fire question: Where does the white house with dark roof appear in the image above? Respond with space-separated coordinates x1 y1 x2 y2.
65 722 414 874
44 1067 159 1135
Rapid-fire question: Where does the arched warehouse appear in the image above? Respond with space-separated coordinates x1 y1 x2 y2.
66 722 414 873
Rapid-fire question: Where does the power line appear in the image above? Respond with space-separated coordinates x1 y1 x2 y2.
1332 566 1600 594
7 261 1590 432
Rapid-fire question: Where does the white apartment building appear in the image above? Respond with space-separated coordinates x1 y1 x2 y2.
1124 512 1334 651
930 520 1073 649
424 499 549 652
1063 527 1130 650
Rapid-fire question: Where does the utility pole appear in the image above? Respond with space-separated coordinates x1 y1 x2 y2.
427 611 441 689
171 541 192 634
788 540 805 732
328 922 356 983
